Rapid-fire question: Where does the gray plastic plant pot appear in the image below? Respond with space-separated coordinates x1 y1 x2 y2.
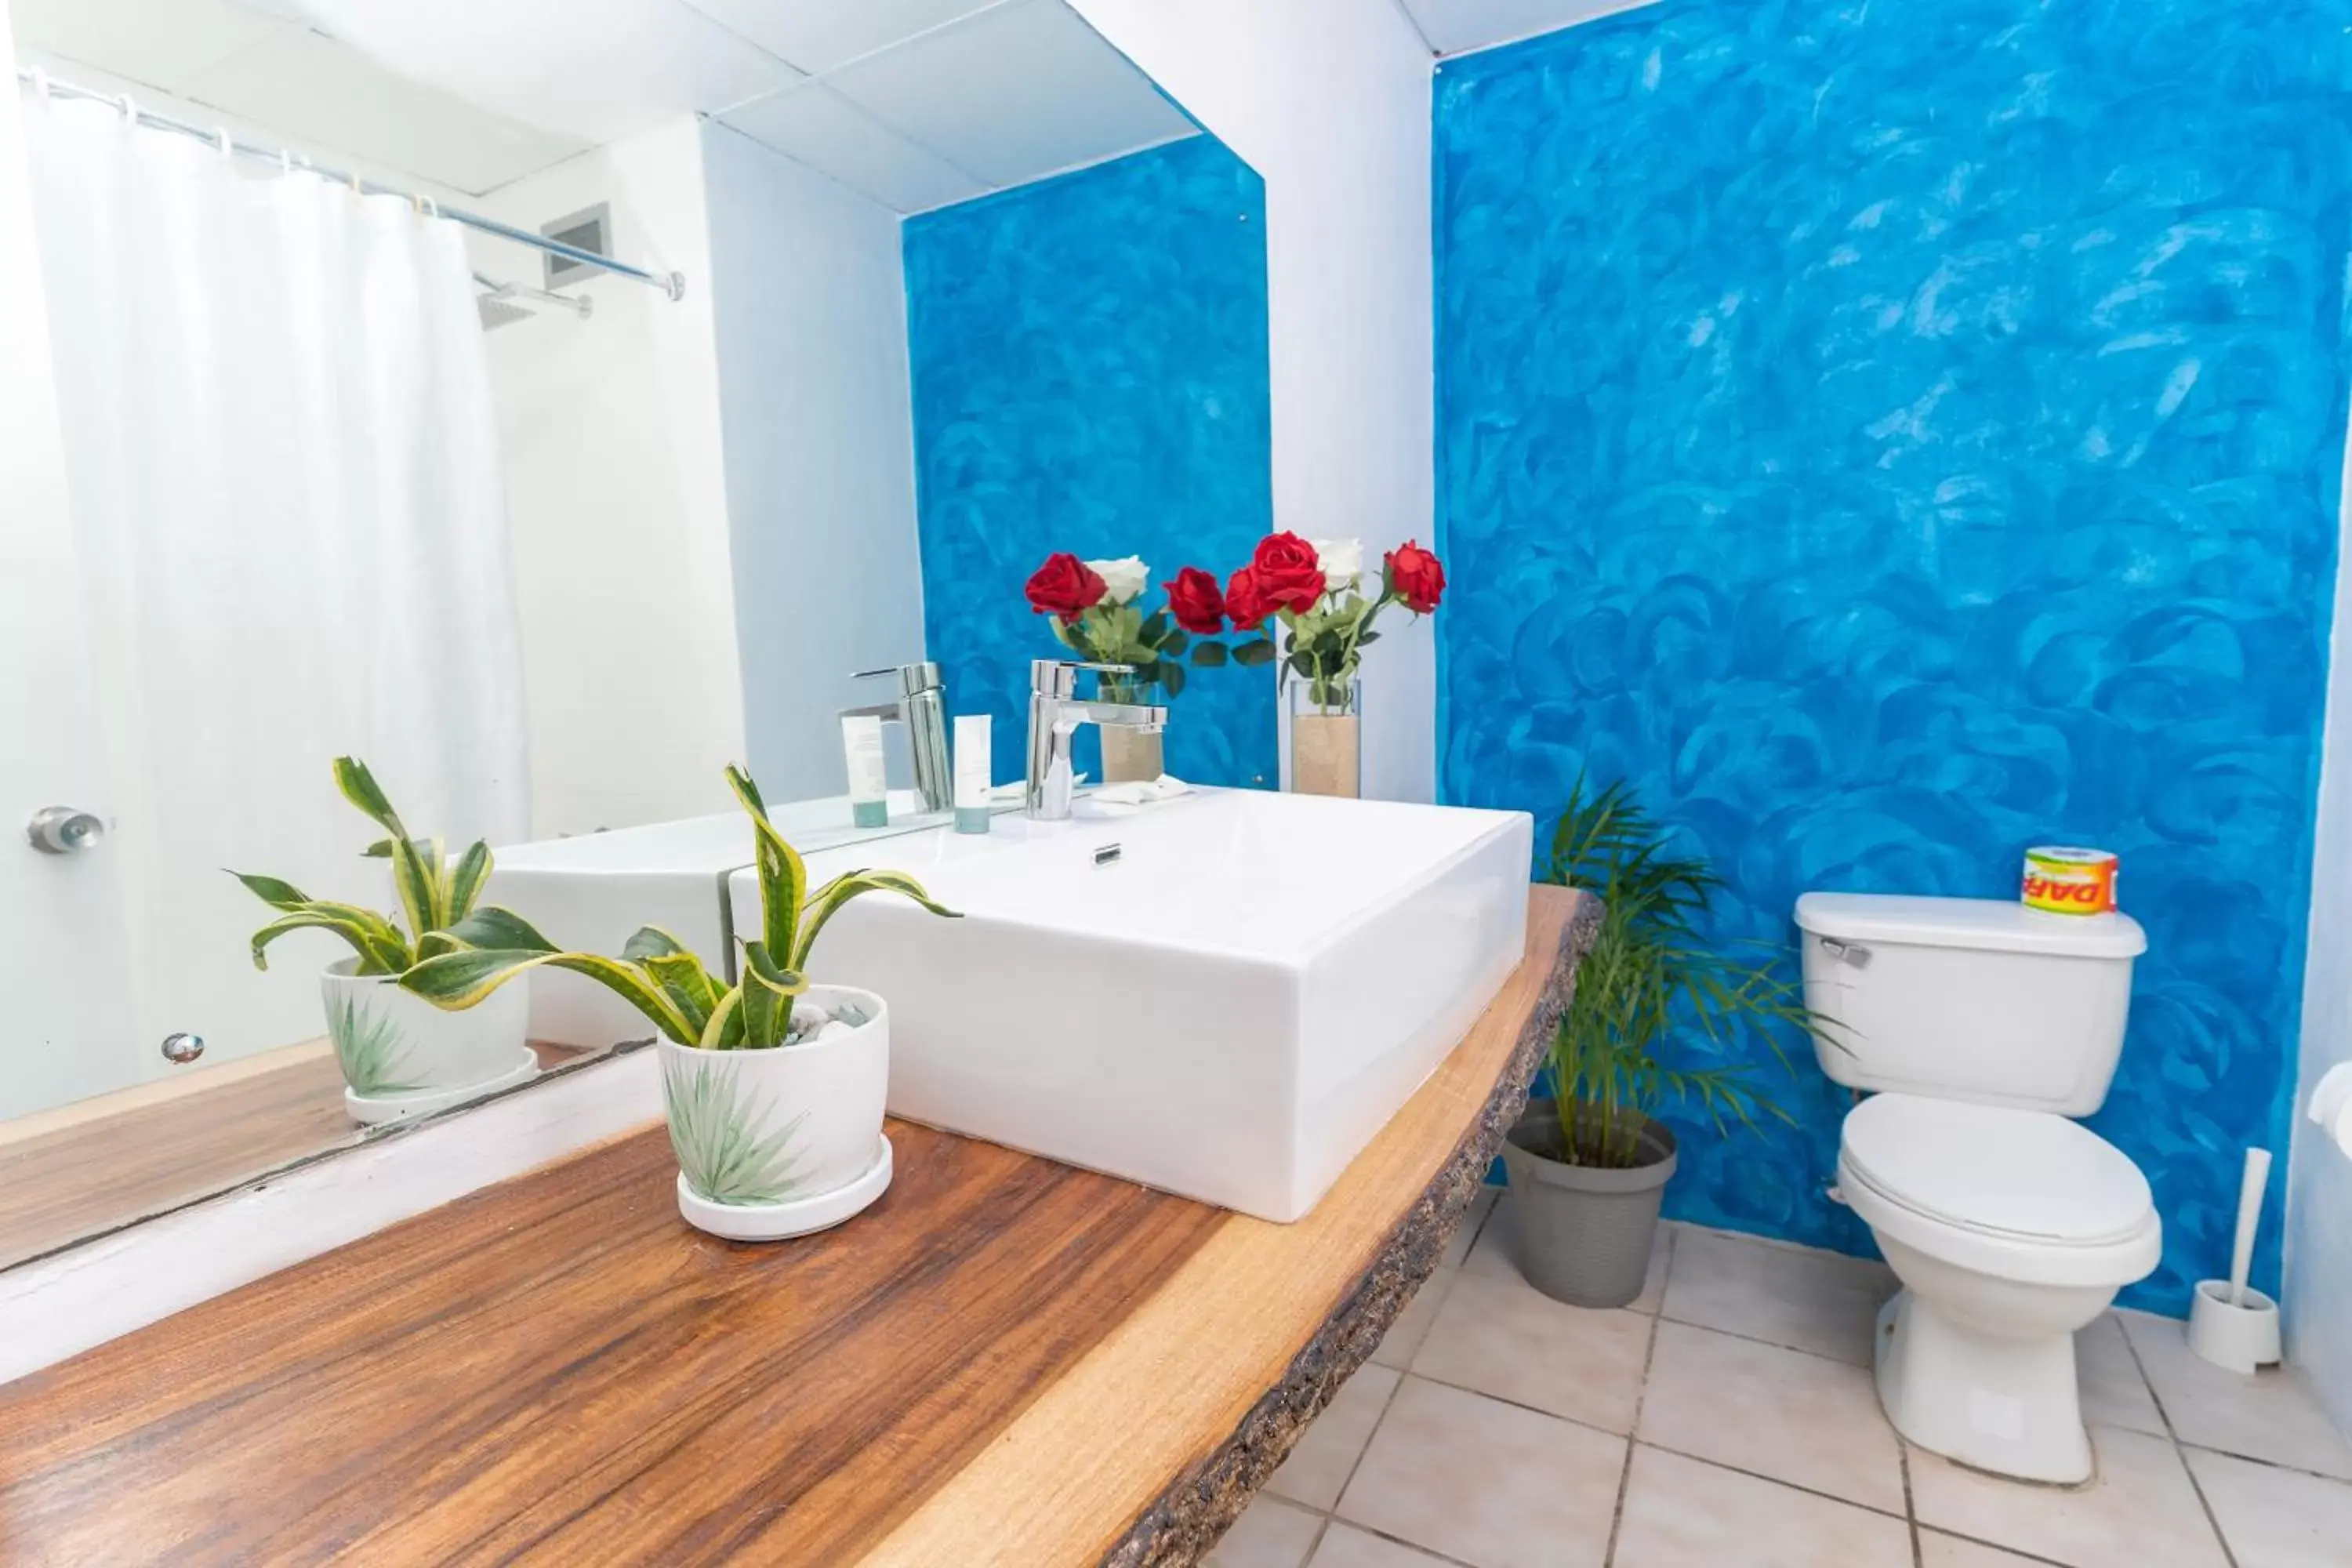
1499 1098 1678 1309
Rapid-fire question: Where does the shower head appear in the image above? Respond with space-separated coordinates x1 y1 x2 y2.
471 271 591 331
477 294 536 331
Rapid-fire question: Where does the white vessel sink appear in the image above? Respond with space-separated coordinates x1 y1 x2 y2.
740 788 1533 1221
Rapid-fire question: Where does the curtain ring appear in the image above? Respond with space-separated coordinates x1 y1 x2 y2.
27 67 48 100
412 192 437 220
115 93 136 123
214 127 233 158
347 169 362 195
280 148 294 176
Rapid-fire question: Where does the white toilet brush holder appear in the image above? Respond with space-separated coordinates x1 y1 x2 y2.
2187 1146 2281 1374
2188 1280 2281 1374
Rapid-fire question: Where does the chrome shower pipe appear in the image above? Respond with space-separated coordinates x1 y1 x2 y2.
13 66 688 302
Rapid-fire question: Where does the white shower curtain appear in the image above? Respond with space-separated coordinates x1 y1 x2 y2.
20 88 529 1074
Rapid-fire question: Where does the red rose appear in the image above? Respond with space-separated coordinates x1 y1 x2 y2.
1250 532 1327 615
1225 566 1272 631
1163 566 1225 634
1387 539 1446 614
1025 551 1107 617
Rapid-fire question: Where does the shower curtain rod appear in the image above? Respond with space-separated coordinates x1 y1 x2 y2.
13 66 687 302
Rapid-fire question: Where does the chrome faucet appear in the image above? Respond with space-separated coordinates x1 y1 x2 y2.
842 662 953 814
1025 659 1167 821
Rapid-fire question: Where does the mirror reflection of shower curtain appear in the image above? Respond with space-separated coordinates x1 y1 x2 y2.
20 92 529 1093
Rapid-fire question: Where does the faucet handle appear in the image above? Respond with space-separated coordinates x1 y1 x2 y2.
1031 657 1138 698
851 661 942 699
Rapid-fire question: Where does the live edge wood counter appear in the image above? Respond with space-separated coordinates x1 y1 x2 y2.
0 887 1595 1567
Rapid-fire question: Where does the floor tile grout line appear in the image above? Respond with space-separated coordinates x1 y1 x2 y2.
1298 1508 1334 1566
2113 1313 2243 1568
2174 1438 2352 1485
1323 1356 1413 1523
1897 1441 1922 1568
1338 1519 1486 1568
1602 1233 1671 1568
1636 1436 1913 1526
1912 1524 2076 1568
1651 1306 1880 1370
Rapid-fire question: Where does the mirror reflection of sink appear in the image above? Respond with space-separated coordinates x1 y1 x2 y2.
737 788 1534 1221
488 789 952 1047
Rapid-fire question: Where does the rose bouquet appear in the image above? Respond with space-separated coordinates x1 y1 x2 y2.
1214 532 1447 713
1022 550 1236 782
1022 551 1236 701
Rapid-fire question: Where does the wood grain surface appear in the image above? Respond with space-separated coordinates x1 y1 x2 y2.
0 887 1590 1568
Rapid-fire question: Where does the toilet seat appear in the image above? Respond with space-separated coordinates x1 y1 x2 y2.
1838 1094 2161 1287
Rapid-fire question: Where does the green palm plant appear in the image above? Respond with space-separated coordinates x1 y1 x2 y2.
1541 777 1822 1169
400 764 957 1047
229 756 506 975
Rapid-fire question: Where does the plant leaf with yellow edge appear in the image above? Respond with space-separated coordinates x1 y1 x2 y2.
401 947 697 1044
725 764 806 976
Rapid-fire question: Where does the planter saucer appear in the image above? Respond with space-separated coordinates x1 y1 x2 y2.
345 1047 539 1127
676 1134 895 1242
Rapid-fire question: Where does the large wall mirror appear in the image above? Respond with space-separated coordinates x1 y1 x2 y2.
0 0 1269 1269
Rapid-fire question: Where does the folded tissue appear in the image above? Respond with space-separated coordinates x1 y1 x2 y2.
1090 775 1192 808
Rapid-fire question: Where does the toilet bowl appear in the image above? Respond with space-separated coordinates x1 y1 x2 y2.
1837 1093 2161 1483
1795 891 2158 1484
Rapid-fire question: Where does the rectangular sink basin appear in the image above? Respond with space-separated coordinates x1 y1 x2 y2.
737 788 1533 1221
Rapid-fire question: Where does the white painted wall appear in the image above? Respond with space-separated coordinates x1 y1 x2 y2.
473 118 747 837
2288 443 2352 1436
1069 0 1439 804
700 123 930 803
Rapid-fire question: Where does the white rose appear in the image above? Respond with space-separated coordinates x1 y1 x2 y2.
1312 537 1363 593
1086 555 1150 604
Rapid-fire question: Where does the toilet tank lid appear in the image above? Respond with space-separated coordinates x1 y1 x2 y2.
1795 893 2146 959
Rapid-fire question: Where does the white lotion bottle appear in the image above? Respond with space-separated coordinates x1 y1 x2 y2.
841 713 889 828
954 714 993 834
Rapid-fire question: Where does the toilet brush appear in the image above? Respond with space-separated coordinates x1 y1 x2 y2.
2187 1146 2282 1374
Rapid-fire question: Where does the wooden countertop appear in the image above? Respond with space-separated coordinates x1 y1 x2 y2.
0 887 1593 1566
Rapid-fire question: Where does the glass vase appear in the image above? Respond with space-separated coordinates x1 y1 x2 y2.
1286 673 1361 799
1098 673 1164 786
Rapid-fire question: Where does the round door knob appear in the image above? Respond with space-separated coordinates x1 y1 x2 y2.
27 806 105 855
161 1032 205 1065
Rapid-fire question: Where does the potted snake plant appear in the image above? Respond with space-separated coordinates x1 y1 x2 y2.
1504 778 1820 1307
402 764 958 1240
230 757 537 1124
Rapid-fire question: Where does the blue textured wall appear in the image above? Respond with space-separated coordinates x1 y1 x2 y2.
906 135 1274 788
1435 0 2352 1308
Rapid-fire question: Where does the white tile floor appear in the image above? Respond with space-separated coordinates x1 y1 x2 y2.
1206 1189 2352 1568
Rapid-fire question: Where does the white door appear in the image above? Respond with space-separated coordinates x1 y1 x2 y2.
0 87 140 1120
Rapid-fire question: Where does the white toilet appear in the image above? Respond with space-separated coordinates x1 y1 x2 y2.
1795 891 2161 1484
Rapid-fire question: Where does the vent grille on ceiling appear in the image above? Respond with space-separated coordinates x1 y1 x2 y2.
541 203 611 292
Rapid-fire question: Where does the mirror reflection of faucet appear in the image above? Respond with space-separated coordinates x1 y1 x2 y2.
1024 659 1167 822
840 662 953 815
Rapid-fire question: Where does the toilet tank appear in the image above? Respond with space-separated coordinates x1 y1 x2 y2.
1795 893 2147 1116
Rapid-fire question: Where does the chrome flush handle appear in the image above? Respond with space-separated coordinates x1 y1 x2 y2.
1818 936 1871 969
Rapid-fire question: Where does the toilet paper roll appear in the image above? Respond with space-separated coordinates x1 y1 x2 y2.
2310 1064 2352 1159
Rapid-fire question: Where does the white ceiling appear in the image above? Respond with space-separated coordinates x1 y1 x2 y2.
7 0 588 194
1396 0 1661 58
9 0 1198 211
713 0 1198 213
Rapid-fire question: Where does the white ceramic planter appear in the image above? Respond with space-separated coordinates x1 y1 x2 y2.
661 984 893 1241
319 959 535 1125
